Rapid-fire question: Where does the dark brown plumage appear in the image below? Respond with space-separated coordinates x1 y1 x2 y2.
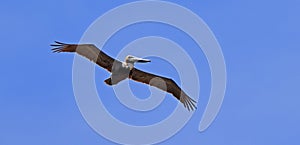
51 41 197 111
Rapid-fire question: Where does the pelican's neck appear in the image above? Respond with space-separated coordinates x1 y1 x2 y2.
127 62 134 70
123 62 134 70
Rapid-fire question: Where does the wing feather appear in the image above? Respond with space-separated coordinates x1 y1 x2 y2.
130 68 197 111
51 41 122 72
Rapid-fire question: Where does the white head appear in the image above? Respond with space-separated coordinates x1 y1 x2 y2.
124 55 151 69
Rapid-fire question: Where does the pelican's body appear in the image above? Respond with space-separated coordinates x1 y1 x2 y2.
106 55 151 85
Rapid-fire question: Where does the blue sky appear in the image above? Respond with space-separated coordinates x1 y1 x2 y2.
0 0 298 145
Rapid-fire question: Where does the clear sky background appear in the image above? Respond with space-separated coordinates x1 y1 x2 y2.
0 0 298 145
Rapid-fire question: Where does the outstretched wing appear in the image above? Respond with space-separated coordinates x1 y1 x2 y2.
51 41 122 72
130 68 197 111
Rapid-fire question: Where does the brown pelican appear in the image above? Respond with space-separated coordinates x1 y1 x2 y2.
51 41 197 111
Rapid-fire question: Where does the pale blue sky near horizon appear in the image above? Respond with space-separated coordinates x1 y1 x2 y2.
0 0 299 145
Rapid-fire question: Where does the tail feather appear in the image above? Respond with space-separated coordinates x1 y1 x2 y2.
104 75 127 85
104 78 113 85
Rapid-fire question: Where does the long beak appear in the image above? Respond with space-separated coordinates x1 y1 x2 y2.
135 57 151 63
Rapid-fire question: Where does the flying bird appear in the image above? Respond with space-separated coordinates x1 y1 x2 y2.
51 41 197 111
